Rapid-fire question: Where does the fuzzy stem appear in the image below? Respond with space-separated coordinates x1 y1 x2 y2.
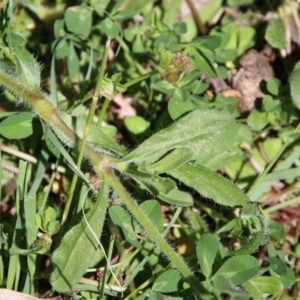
106 169 211 297
0 68 210 297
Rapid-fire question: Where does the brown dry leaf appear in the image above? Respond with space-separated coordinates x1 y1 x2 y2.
232 49 274 113
0 289 60 300
221 89 242 98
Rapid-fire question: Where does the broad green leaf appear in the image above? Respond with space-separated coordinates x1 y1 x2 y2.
54 20 65 38
109 206 141 248
94 0 110 17
190 47 218 78
197 234 219 278
147 148 193 174
250 276 283 295
192 35 221 50
13 47 41 92
0 112 33 139
268 221 284 242
265 19 286 49
101 18 120 38
178 70 199 88
168 164 249 207
270 257 287 276
148 291 164 300
247 109 268 131
267 77 281 95
212 255 260 285
119 109 238 165
289 61 300 109
152 269 181 293
54 39 69 59
212 274 251 298
173 22 187 34
124 116 150 135
238 26 256 55
8 33 25 46
157 188 193 206
50 181 109 292
270 267 295 289
113 9 136 21
133 173 194 206
139 200 164 233
132 34 145 53
168 98 194 120
65 6 92 38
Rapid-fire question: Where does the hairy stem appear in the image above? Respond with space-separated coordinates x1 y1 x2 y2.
0 67 209 296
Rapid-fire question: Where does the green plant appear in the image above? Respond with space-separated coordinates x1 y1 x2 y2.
0 1 299 299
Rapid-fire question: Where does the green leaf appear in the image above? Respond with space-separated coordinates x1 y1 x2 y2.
173 22 187 34
94 0 110 17
197 234 219 278
50 181 109 292
109 206 141 248
228 0 254 5
212 255 260 285
13 46 41 92
265 19 286 49
54 20 66 38
65 6 92 38
54 39 69 59
101 18 120 38
168 98 194 120
212 274 251 298
133 34 144 53
139 200 164 233
192 35 221 50
270 257 287 276
152 269 182 293
113 9 136 21
238 26 256 55
119 109 238 166
7 33 25 46
67 43 79 76
124 116 150 135
0 112 33 139
168 164 249 207
270 266 295 289
247 109 268 131
190 47 218 79
268 221 285 242
147 148 193 174
289 60 300 110
250 276 283 295
267 77 281 95
126 169 194 206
